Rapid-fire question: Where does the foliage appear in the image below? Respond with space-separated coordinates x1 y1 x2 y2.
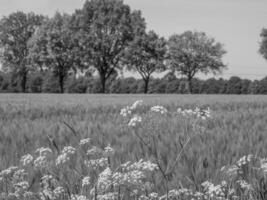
259 28 267 60
0 12 44 92
168 31 227 93
28 12 78 93
70 0 146 93
124 31 167 93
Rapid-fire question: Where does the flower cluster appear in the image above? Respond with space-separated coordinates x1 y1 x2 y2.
150 105 168 114
120 100 143 117
128 115 142 127
177 107 211 119
56 146 76 166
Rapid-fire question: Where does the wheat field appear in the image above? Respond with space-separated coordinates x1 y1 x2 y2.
1 94 267 200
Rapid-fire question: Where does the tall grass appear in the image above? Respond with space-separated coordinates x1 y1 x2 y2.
0 94 267 199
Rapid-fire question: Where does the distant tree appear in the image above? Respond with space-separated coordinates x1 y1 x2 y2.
66 76 88 93
71 0 146 93
241 79 252 94
226 76 243 94
201 78 222 94
28 12 79 93
123 31 167 93
259 28 267 61
0 11 44 92
257 76 267 94
168 31 226 93
29 72 44 93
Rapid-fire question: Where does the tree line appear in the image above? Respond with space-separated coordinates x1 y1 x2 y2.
1 70 267 94
0 0 266 94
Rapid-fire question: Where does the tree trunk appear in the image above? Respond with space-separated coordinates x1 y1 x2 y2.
100 74 106 93
21 71 27 93
59 74 64 94
143 78 149 94
186 77 193 94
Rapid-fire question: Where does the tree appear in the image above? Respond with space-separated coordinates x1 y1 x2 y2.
28 12 78 93
71 0 146 93
168 31 226 93
259 28 267 61
226 76 242 94
124 31 167 93
0 12 44 92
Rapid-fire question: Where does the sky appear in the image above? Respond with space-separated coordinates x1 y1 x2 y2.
0 0 267 80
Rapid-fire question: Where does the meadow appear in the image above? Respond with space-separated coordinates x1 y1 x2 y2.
1 94 267 200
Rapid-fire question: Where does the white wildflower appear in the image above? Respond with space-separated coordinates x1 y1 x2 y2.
20 154 33 166
130 100 143 110
150 105 167 114
54 186 65 197
79 138 91 146
237 180 253 191
104 144 115 157
35 147 52 157
34 155 48 168
82 176 91 187
120 106 132 117
71 194 88 200
128 115 142 127
0 166 18 178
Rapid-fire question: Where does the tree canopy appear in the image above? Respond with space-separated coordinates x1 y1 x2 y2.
0 12 44 92
168 31 226 93
123 30 167 93
28 12 78 93
70 0 146 93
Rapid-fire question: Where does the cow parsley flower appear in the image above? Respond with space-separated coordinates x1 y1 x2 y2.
104 144 115 157
128 115 142 127
150 105 168 114
20 154 33 166
79 138 91 146
82 176 91 187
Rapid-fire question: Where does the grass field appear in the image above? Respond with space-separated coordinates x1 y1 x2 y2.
1 94 267 200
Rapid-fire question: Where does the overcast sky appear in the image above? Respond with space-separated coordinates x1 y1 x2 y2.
1 0 267 80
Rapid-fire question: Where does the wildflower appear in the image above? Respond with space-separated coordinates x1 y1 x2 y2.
149 192 158 199
54 186 65 197
23 192 35 199
150 105 168 114
97 167 113 192
85 158 108 170
128 115 142 127
20 154 34 166
130 100 143 110
56 153 69 166
120 106 132 117
260 158 267 173
237 180 253 191
82 176 91 187
71 194 87 200
104 144 115 157
98 193 117 200
62 146 76 155
177 107 211 119
56 146 76 166
13 169 27 182
35 147 52 157
79 138 91 146
14 181 29 190
236 154 254 167
0 166 18 178
34 155 48 168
